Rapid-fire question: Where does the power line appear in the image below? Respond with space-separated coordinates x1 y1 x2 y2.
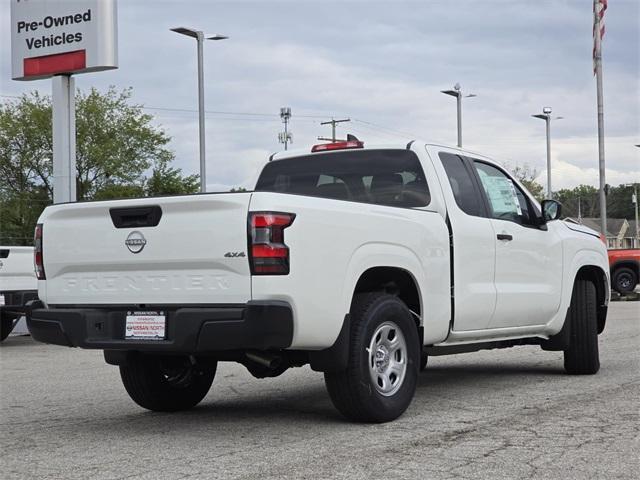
351 118 419 139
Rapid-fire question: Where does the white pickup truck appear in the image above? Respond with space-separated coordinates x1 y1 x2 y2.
27 140 609 422
1 246 38 341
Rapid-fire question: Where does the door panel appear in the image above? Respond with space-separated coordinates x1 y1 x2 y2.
471 160 563 327
490 219 563 327
431 150 496 331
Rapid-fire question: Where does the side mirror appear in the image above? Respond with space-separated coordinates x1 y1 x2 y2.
541 199 562 223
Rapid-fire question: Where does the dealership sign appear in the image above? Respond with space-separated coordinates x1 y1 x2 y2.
11 0 118 81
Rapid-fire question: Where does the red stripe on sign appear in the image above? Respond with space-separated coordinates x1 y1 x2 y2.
23 50 86 77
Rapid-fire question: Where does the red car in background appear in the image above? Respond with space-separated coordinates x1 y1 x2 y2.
608 249 640 294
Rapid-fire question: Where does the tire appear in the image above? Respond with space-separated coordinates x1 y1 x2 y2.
1 313 16 342
119 355 216 412
324 293 420 423
613 267 637 294
564 279 600 375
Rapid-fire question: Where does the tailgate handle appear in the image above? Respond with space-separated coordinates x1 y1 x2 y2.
0 249 9 258
109 206 162 229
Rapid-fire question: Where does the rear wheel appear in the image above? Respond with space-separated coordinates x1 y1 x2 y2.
119 355 216 412
564 279 600 375
324 293 420 423
613 267 637 294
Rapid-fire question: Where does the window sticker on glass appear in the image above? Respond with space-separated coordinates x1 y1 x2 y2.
477 170 522 216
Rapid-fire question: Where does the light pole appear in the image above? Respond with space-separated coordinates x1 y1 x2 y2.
532 107 563 199
171 27 228 193
441 83 476 148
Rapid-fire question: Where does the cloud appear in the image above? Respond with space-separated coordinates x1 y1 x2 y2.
1 0 638 191
544 158 640 191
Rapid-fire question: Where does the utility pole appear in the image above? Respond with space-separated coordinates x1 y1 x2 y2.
278 107 292 150
634 186 639 248
634 146 640 247
318 118 350 143
441 83 476 148
532 107 563 199
623 182 639 248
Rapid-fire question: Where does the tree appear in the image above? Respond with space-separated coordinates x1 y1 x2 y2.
145 157 199 197
554 185 599 219
0 87 198 245
606 184 638 219
507 164 545 203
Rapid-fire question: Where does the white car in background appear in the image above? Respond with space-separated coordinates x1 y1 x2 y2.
0 246 38 341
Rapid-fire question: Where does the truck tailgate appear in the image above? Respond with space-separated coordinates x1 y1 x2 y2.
39 193 252 305
0 246 36 292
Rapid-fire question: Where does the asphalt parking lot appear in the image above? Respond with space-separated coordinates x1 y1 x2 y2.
1 302 638 480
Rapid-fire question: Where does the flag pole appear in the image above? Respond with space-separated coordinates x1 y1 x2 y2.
595 0 607 241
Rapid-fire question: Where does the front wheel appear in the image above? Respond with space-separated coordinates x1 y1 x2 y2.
119 355 216 412
564 279 600 375
324 293 420 423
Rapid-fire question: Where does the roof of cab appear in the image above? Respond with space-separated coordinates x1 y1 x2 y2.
268 141 492 163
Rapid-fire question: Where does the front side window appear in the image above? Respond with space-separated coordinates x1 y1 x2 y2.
255 149 431 208
473 161 535 226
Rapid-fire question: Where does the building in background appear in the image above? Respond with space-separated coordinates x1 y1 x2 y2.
571 217 639 249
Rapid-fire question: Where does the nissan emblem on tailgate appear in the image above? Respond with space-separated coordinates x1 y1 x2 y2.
125 231 147 254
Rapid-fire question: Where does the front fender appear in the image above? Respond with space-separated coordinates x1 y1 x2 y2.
544 247 609 337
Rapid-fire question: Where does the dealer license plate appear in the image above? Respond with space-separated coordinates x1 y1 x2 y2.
125 311 166 340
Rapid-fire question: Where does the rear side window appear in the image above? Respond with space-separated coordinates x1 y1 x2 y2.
438 152 484 217
255 149 431 208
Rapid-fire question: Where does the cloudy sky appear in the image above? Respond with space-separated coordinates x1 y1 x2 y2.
2 0 639 191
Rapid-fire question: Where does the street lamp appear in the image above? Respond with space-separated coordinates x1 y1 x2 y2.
171 27 228 193
532 107 563 199
441 83 476 148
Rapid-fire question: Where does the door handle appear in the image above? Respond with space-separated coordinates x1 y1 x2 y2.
497 233 513 241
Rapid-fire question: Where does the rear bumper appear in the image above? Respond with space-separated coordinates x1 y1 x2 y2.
27 301 294 353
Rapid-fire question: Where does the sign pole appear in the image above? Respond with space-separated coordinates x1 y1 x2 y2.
52 75 76 203
11 0 118 203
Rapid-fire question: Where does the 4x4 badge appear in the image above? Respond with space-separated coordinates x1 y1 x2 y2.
224 252 245 258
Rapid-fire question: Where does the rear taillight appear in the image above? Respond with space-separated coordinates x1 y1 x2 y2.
34 223 45 280
248 212 295 275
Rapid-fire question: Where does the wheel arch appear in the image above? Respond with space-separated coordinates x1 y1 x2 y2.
352 266 422 326
309 267 422 374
